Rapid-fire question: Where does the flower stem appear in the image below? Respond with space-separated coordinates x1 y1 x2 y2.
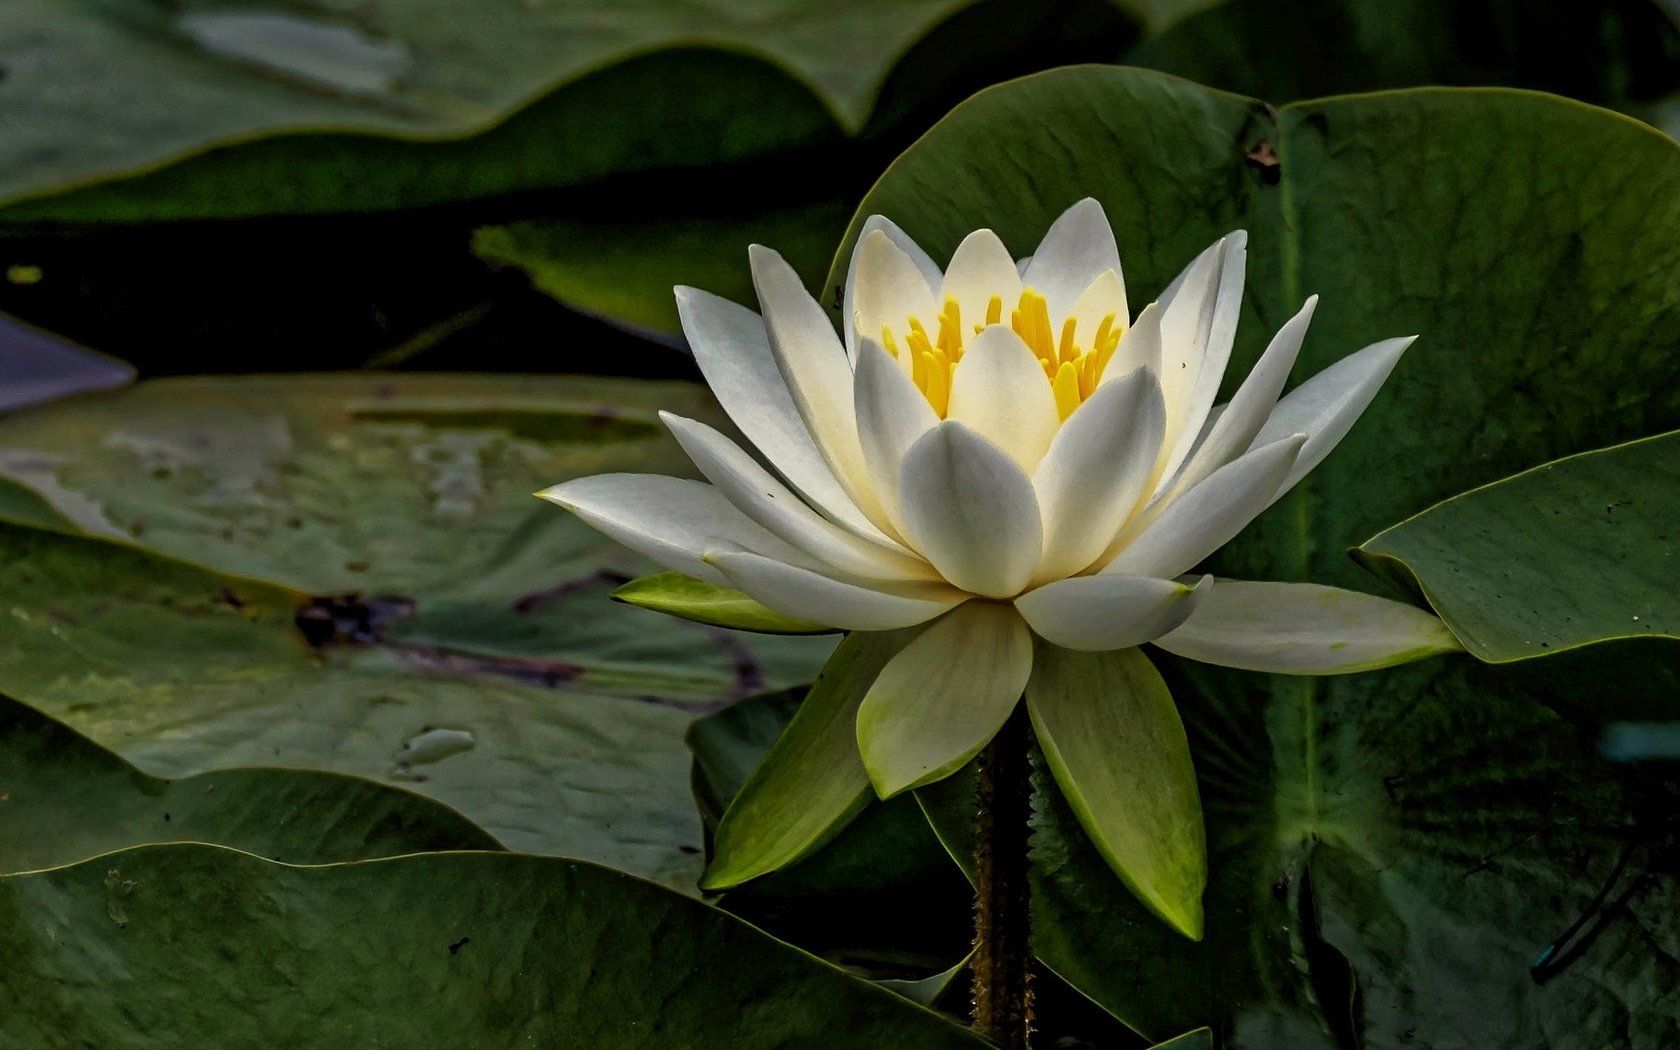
971 703 1034 1048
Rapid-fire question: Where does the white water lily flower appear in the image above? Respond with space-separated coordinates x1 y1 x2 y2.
542 199 1461 937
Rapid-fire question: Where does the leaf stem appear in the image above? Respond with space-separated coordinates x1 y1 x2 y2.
971 703 1034 1048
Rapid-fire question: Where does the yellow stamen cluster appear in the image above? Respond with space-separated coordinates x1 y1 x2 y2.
880 288 1124 420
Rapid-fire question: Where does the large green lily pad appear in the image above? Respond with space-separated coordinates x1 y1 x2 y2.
1358 430 1680 720
0 843 990 1048
0 0 973 220
827 68 1680 1045
0 694 499 874
0 376 835 889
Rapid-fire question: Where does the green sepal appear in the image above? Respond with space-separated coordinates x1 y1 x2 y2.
700 627 918 890
1025 642 1206 941
611 571 836 635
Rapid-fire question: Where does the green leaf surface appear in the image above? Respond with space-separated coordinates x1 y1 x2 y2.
1026 644 1206 941
0 375 835 889
1356 431 1680 719
833 67 1680 1045
701 630 917 890
0 844 991 1048
613 571 836 635
0 694 498 874
477 196 855 342
0 0 976 220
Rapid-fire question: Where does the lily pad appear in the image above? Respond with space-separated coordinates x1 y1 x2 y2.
0 376 836 889
829 68 1680 1045
1357 430 1680 720
0 843 991 1048
0 694 499 874
0 0 973 220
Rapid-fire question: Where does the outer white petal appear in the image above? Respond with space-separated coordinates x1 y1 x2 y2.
1102 434 1305 579
677 286 888 543
854 339 940 536
1065 268 1129 347
1252 335 1416 503
856 603 1033 797
849 229 939 376
1016 574 1211 652
1154 579 1462 673
1157 231 1248 486
661 413 935 582
945 326 1061 472
750 245 888 526
939 228 1022 328
1022 198 1121 319
706 550 967 631
1100 300 1161 386
1163 296 1318 499
539 474 817 586
899 421 1044 599
844 215 941 354
1033 368 1166 581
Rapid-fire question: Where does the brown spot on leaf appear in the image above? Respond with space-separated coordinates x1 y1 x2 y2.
1245 139 1282 184
295 594 416 648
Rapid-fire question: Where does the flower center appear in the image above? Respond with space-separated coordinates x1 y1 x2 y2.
879 288 1125 419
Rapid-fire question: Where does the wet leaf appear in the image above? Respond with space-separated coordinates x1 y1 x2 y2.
0 694 498 874
0 375 835 889
0 0 973 219
1358 430 1680 720
0 843 991 1048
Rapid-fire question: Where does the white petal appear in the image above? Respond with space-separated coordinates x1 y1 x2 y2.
1032 368 1166 581
844 215 941 354
939 228 1021 328
945 326 1060 472
539 474 816 586
1162 296 1318 499
849 229 939 374
677 286 888 543
899 421 1045 598
1016 574 1211 651
706 550 967 631
1154 579 1462 673
856 603 1033 797
1022 198 1121 319
1157 232 1248 486
1102 434 1305 578
1065 268 1129 347
1252 335 1416 502
853 340 940 537
1100 300 1161 386
750 246 888 526
661 413 935 582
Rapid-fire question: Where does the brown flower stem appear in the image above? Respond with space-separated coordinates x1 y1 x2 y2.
971 703 1034 1048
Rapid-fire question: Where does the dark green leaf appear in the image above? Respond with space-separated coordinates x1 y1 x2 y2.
0 694 498 874
832 67 1680 1045
1356 430 1680 720
0 844 991 1048
0 2 980 219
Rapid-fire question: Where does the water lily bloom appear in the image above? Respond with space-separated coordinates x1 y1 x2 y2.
541 199 1460 937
